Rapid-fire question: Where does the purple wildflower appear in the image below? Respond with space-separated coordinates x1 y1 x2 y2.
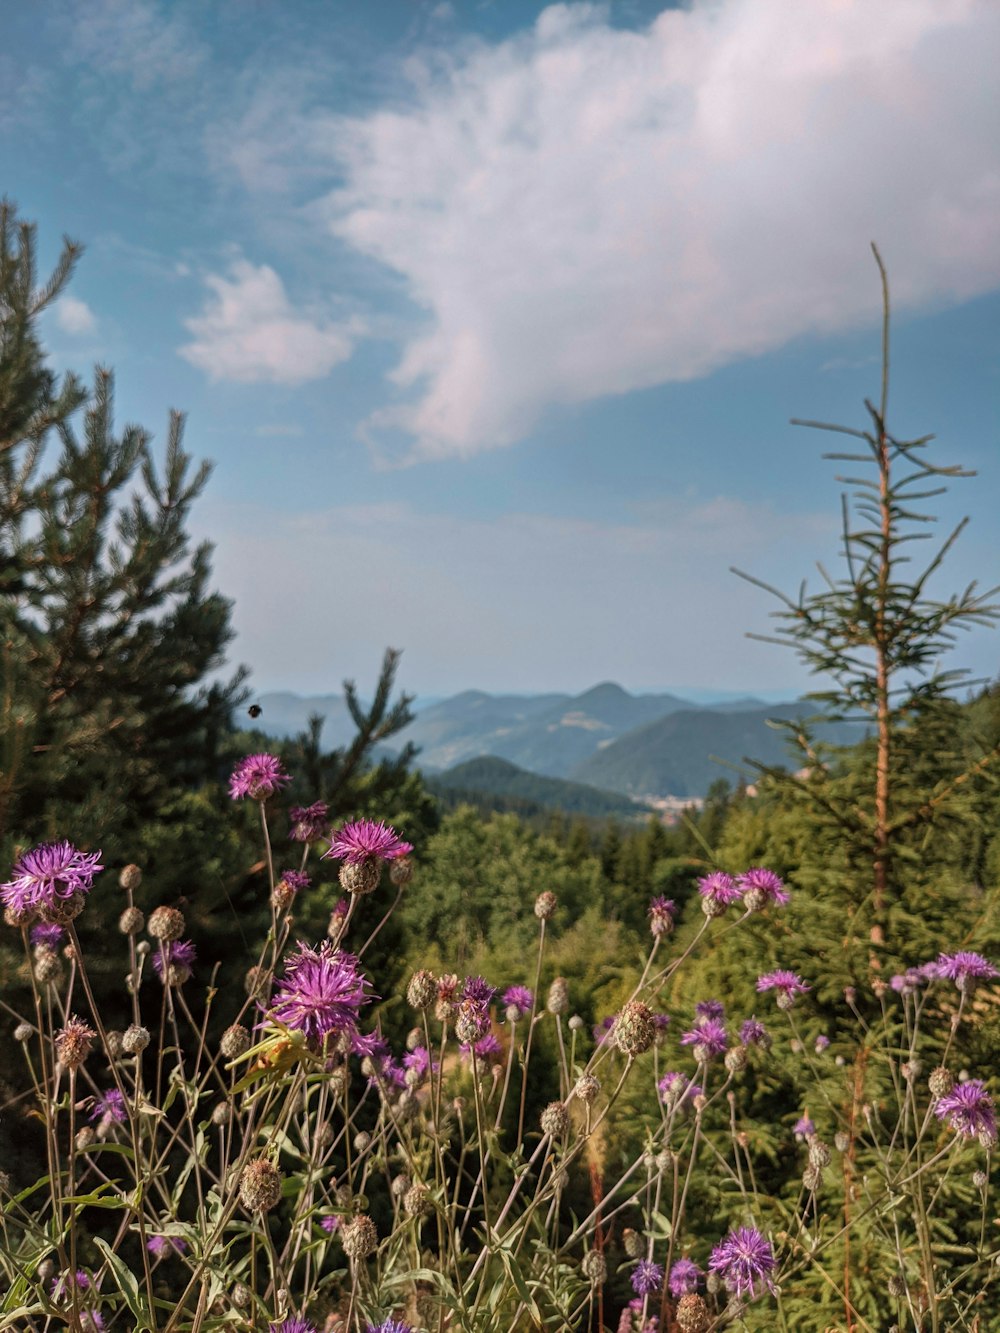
738 867 789 908
739 1018 770 1048
324 819 413 864
88 1089 127 1125
462 975 497 1007
680 1017 727 1061
30 922 65 949
352 1031 391 1060
51 1269 94 1300
695 999 725 1022
228 754 291 802
270 942 374 1046
270 1320 318 1333
934 1081 998 1144
289 801 330 843
793 1115 816 1140
152 939 196 985
708 1226 776 1298
462 1032 502 1060
593 1016 616 1045
648 896 677 937
668 1257 703 1298
2 841 103 916
890 968 926 996
278 870 311 893
631 1259 663 1296
658 1071 703 1106
365 1320 412 1333
80 1315 105 1333
147 1235 188 1256
502 985 534 1018
321 1214 341 1232
757 971 810 1008
919 960 943 982
936 952 999 993
814 1034 830 1053
697 871 742 913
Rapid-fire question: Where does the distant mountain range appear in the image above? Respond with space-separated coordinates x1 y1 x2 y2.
250 682 861 800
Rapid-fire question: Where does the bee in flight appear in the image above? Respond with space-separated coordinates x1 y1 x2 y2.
248 704 262 719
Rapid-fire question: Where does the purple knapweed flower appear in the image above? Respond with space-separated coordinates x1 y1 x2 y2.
270 1320 318 1333
919 960 943 982
270 942 373 1046
278 870 311 893
2 841 103 916
708 1226 776 1298
51 1269 92 1299
30 922 65 949
402 1045 437 1080
757 971 810 1009
462 1032 502 1060
695 999 725 1022
936 952 999 994
890 968 926 996
738 867 789 909
814 1034 830 1053
88 1089 127 1125
739 1018 770 1048
502 985 534 1019
680 1017 727 1061
697 871 742 915
352 1031 391 1060
593 1015 616 1044
229 754 291 802
462 975 497 1007
289 801 330 843
935 1081 998 1145
648 896 677 937
365 1320 412 1333
668 1257 703 1297
152 939 196 985
793 1115 816 1140
79 1315 105 1333
658 1071 702 1107
324 819 412 864
321 1214 341 1232
631 1259 663 1296
147 1235 188 1256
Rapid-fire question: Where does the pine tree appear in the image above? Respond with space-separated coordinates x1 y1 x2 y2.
0 200 247 856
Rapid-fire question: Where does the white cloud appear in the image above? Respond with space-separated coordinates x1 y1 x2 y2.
202 493 839 696
54 295 97 336
313 0 1000 460
179 260 356 384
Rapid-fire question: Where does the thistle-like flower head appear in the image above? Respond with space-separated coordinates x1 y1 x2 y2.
630 1259 663 1295
2 841 103 916
738 867 789 908
708 1225 776 1298
270 941 374 1046
288 801 330 843
228 754 291 801
936 951 999 992
934 1080 997 1144
668 1257 703 1298
324 819 413 864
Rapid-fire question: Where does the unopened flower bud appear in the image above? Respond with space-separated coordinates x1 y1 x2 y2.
119 906 144 934
403 1182 432 1217
407 969 436 1010
622 1227 644 1258
574 1073 600 1104
341 1213 378 1260
231 1283 251 1308
724 1045 748 1075
220 1024 251 1059
534 891 557 921
834 1131 850 1153
33 950 63 985
211 1103 231 1126
389 855 413 887
929 1066 954 1098
391 1173 410 1198
613 1001 655 1057
75 1126 95 1152
676 1293 711 1333
354 1131 372 1153
147 906 185 942
339 860 381 896
582 1250 607 1284
123 1024 150 1055
540 1100 569 1138
118 864 143 892
887 1274 906 1299
808 1140 832 1169
14 1021 34 1043
802 1164 822 1192
546 977 569 1015
568 1014 584 1031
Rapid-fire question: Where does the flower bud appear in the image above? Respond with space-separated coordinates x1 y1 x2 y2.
676 1294 710 1333
613 1001 655 1057
239 1158 282 1213
118 864 143 892
581 1250 607 1284
574 1073 600 1105
540 1100 569 1138
119 906 144 935
407 969 436 1010
547 977 569 1015
220 1024 251 1059
123 1024 150 1055
389 855 413 887
534 890 557 921
339 860 381 896
341 1213 378 1260
147 906 185 941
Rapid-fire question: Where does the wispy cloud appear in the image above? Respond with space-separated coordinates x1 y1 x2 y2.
179 260 357 385
308 0 1000 461
54 295 97 336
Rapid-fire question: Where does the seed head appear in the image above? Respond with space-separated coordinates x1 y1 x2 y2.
534 890 557 921
239 1158 283 1213
675 1294 710 1333
389 855 413 887
929 1066 954 1098
540 1100 569 1138
119 906 144 934
614 1001 656 1057
403 1183 432 1218
341 1213 378 1260
55 1016 97 1069
407 969 436 1010
118 864 143 892
574 1073 600 1104
123 1024 150 1055
147 906 185 942
546 977 569 1015
581 1250 607 1284
221 1024 251 1059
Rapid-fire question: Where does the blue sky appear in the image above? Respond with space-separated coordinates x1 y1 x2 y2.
5 0 999 701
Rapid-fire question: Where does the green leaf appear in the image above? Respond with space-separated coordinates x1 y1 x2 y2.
93 1236 152 1330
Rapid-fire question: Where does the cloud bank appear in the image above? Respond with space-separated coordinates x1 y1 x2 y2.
317 0 1000 460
